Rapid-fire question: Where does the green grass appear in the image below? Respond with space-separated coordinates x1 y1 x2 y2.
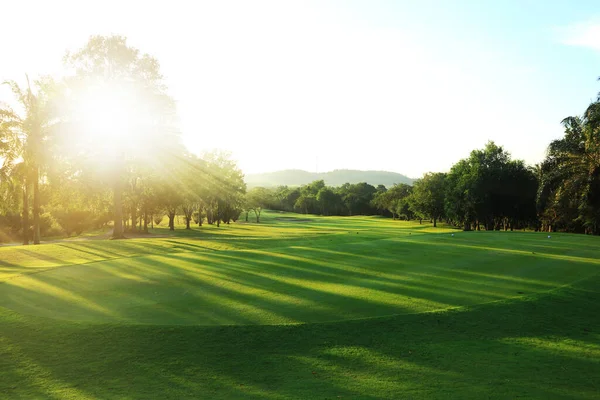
1 211 599 398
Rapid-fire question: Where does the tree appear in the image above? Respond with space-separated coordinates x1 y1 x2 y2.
62 35 180 239
538 105 600 234
375 184 412 220
371 185 389 216
446 141 537 231
0 76 57 244
273 186 301 212
202 150 246 226
316 187 341 216
410 173 446 227
246 187 271 223
338 182 377 216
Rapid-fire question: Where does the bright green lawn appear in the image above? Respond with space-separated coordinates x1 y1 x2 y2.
0 212 599 399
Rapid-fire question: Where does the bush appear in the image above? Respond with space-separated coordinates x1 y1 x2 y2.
53 210 92 236
39 214 54 236
0 213 21 234
0 229 13 243
93 212 112 229
44 227 65 238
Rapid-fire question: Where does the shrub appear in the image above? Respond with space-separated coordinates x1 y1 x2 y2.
53 210 92 236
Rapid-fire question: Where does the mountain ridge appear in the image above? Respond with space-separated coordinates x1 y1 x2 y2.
245 169 414 188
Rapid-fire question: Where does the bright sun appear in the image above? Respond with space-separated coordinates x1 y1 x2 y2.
76 84 137 145
67 79 171 170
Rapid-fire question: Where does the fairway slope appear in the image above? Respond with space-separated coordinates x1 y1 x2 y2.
1 213 599 399
1 222 598 325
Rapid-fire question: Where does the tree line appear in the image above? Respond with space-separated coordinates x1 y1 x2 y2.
244 141 537 231
247 124 600 235
0 35 246 244
2 34 600 244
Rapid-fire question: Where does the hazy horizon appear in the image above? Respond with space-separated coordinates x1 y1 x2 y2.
2 0 600 177
245 167 415 177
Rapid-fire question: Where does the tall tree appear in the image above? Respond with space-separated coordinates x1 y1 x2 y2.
538 104 600 234
62 35 179 239
246 187 271 222
410 173 446 227
446 142 537 231
0 76 56 244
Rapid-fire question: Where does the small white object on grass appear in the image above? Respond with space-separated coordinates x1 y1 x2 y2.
548 235 551 239
451 233 455 237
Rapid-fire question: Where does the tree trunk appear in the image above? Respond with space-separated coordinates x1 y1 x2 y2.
245 211 249 222
433 217 437 228
22 182 29 245
216 203 220 227
131 208 137 233
185 217 191 229
151 214 154 230
255 210 260 223
32 166 40 244
112 178 125 239
168 212 175 231
143 211 148 233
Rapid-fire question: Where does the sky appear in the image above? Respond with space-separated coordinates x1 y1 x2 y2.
2 0 600 178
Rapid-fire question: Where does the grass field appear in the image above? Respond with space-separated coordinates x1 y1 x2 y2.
1 212 599 399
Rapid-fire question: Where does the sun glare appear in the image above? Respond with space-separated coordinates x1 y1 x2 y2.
77 84 135 144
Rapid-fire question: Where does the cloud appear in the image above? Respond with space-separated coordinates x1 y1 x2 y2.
560 20 600 51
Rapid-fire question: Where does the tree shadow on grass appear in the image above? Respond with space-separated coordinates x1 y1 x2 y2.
2 226 600 398
1 276 599 399
2 236 590 328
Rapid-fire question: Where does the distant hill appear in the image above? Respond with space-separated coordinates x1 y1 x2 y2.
245 169 414 188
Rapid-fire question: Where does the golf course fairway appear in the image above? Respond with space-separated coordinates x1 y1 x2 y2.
1 212 599 399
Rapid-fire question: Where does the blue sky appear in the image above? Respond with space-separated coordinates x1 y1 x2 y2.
1 0 599 177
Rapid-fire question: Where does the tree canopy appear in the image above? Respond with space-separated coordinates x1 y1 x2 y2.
2 36 600 242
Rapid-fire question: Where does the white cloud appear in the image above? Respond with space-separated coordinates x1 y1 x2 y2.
560 20 600 51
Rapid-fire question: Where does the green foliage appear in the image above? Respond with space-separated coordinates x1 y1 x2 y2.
538 104 600 234
0 75 58 244
246 187 272 222
3 35 600 248
445 142 537 231
410 173 446 226
371 183 412 220
61 35 181 239
53 209 91 236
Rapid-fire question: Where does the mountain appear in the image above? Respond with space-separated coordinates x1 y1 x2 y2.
245 169 414 188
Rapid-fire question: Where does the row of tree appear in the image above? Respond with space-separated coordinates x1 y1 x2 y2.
243 142 537 230
230 83 600 235
0 35 247 244
2 34 600 243
247 122 600 235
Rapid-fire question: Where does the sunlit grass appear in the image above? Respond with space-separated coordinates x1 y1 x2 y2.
0 211 599 398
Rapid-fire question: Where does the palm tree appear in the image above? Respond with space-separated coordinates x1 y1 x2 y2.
539 102 600 234
0 76 54 244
